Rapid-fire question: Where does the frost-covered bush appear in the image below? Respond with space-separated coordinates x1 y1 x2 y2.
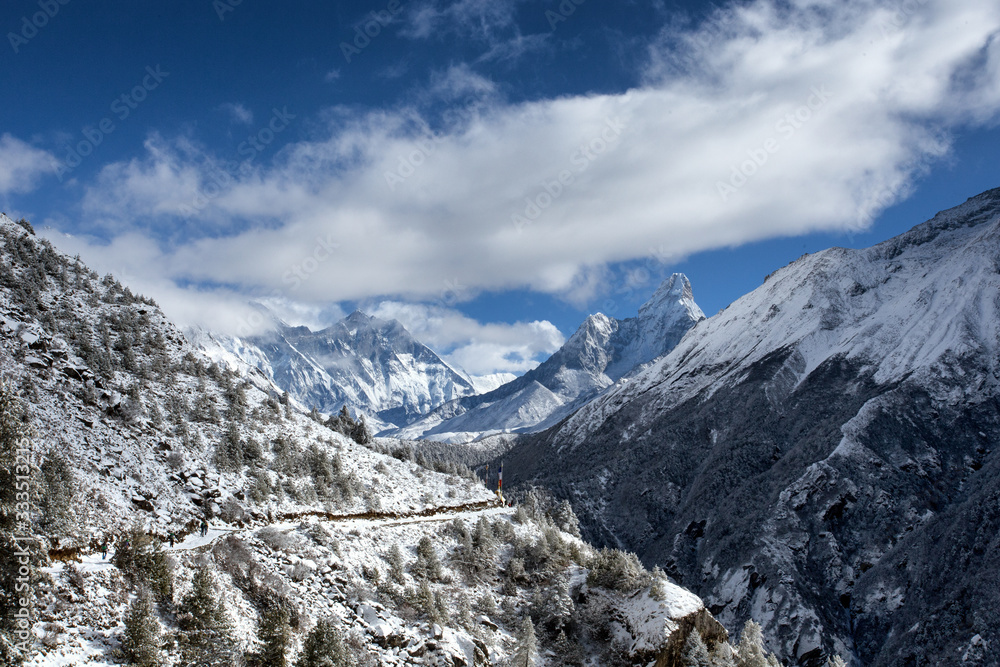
256 526 299 553
586 547 650 593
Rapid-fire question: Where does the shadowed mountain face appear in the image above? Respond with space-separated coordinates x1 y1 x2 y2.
501 188 1000 666
388 273 705 442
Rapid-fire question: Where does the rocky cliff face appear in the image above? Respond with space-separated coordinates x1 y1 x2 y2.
389 273 705 442
501 188 1000 666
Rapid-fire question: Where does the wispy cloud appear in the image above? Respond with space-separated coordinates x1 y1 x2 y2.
369 301 564 375
54 0 1000 338
0 134 59 195
402 0 519 41
219 102 254 126
402 0 547 63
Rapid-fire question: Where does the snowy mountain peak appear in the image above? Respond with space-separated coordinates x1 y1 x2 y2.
389 274 705 442
189 307 479 429
507 186 1000 665
638 272 704 323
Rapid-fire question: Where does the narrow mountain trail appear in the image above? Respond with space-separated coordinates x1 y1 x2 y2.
45 498 509 574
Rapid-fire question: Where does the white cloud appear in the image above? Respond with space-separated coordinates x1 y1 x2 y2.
63 0 1000 334
402 0 520 42
219 103 254 125
324 69 341 82
402 0 546 63
476 32 549 63
255 297 347 332
427 63 497 101
0 134 58 195
369 301 564 375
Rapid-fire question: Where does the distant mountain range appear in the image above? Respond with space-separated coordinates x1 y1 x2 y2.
386 273 705 442
498 186 1000 666
189 309 499 431
191 274 704 441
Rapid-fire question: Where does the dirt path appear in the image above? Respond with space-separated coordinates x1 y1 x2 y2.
47 497 507 569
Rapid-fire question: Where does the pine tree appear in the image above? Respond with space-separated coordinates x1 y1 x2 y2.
249 604 291 667
112 526 173 602
350 416 372 445
511 616 537 667
682 631 711 667
649 566 668 601
475 591 497 618
554 500 581 537
0 384 35 665
736 620 769 667
39 452 75 534
544 574 575 632
708 640 737 667
387 543 406 584
433 590 450 625
120 588 162 667
455 592 474 630
296 618 355 667
553 630 584 666
412 536 442 581
177 567 234 666
214 422 244 472
471 516 497 576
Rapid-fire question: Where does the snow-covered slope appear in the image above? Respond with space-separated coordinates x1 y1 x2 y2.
469 372 518 394
389 273 705 442
0 213 749 667
502 187 1000 666
189 309 480 430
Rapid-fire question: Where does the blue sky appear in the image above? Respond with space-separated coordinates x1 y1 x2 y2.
2 0 999 376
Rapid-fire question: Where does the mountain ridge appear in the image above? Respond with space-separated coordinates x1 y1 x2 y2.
387 272 705 442
189 307 482 430
498 186 1000 666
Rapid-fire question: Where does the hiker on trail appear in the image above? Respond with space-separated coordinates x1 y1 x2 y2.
167 531 176 548
100 539 108 560
200 519 208 537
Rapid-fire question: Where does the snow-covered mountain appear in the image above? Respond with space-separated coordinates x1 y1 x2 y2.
388 273 705 442
500 187 1000 666
0 212 769 667
189 308 482 430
